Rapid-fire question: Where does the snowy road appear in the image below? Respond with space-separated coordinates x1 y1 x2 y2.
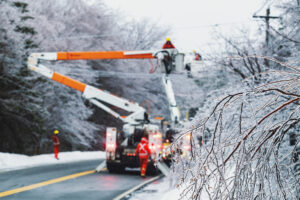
0 159 151 200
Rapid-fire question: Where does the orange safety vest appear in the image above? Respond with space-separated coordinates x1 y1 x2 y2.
52 135 60 146
162 41 175 49
136 137 151 159
195 53 202 61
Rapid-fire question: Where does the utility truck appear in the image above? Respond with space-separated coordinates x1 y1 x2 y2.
27 47 186 174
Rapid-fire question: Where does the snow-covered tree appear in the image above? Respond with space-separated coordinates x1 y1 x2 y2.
171 1 300 199
0 0 170 154
0 0 47 154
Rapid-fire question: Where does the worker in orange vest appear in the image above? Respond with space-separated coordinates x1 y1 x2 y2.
161 37 176 74
52 130 60 160
136 137 151 177
162 37 175 49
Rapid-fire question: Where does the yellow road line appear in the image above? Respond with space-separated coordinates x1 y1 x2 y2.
0 170 96 198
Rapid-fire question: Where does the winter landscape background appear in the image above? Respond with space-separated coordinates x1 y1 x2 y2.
0 0 299 199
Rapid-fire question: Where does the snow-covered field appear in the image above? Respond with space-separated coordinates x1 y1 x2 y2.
0 151 180 199
0 151 105 172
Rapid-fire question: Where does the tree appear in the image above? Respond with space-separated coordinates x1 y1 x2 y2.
171 59 299 199
0 0 45 154
170 1 300 199
116 18 170 50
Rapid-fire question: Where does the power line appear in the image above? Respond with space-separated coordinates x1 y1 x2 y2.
173 20 256 30
50 34 114 41
253 8 280 46
253 0 277 16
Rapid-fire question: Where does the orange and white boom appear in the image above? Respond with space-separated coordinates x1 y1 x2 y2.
28 49 185 126
27 50 161 125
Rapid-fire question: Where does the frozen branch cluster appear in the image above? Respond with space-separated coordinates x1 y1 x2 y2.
172 62 299 199
171 1 300 198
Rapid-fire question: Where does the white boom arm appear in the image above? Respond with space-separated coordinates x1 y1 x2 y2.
162 74 180 125
28 49 185 126
28 53 147 125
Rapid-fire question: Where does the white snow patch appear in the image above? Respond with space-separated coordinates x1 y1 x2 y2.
161 188 181 200
129 177 181 200
0 151 105 172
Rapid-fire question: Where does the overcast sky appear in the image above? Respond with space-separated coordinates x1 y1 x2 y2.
102 0 277 52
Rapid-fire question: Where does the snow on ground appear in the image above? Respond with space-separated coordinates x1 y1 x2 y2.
129 177 181 200
129 178 212 200
0 151 105 172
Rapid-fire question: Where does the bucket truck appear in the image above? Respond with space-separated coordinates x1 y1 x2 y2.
27 48 185 174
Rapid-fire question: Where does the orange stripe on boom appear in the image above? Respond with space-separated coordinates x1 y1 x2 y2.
52 72 86 92
57 51 154 60
154 116 164 120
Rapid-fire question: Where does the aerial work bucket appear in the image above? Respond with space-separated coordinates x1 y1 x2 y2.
174 53 185 73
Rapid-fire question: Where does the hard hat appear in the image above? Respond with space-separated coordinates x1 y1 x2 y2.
166 37 171 41
54 130 59 134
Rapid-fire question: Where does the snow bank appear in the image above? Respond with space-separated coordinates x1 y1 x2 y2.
0 151 105 172
161 188 181 200
129 177 181 200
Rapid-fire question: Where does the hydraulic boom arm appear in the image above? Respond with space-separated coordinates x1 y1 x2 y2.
28 49 185 126
31 51 154 61
162 74 180 125
27 51 155 125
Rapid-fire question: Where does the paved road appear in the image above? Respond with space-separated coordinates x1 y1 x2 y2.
0 159 150 200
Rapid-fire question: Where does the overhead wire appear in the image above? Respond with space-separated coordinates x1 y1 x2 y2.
66 67 190 79
253 0 277 16
173 21 253 30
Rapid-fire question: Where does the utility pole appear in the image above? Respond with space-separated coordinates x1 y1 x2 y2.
253 8 279 47
253 8 279 66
